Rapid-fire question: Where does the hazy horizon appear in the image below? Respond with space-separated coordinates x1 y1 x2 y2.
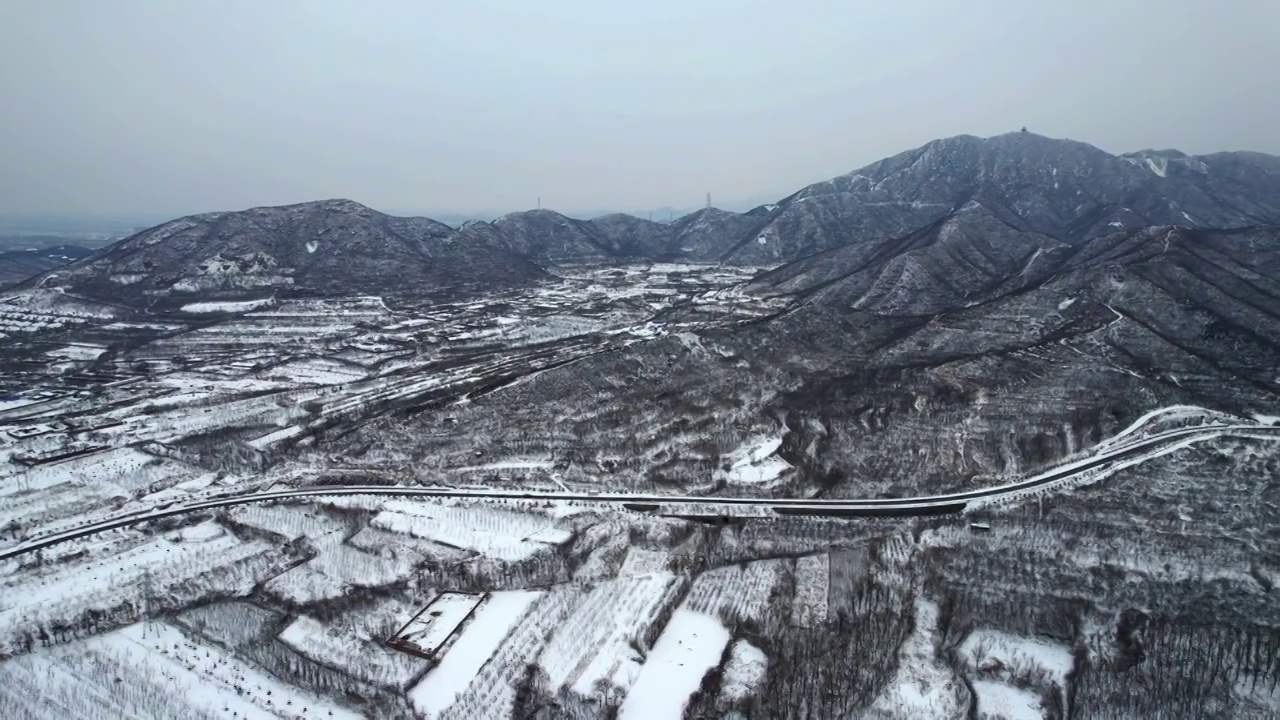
3 1 1278 220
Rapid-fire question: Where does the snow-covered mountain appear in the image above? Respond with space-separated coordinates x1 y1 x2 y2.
21 200 547 305
723 132 1280 263
14 132 1280 301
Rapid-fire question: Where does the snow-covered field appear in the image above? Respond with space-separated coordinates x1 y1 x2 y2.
715 435 793 486
371 500 570 561
719 639 768 704
266 544 414 604
870 599 969 718
792 553 830 627
538 573 685 698
683 557 787 623
969 679 1046 720
226 503 349 544
618 609 730 719
393 592 486 658
408 590 542 716
180 298 276 314
0 523 285 651
958 627 1074 718
0 622 362 719
279 612 426 690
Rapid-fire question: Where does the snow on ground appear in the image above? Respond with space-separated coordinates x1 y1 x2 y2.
226 504 347 545
279 613 426 690
154 373 288 394
259 357 368 385
792 553 830 627
683 558 787 623
247 424 306 449
345 526 475 564
100 321 184 331
0 621 361 719
0 531 284 657
180 298 276 314
0 446 154 496
538 574 684 698
44 343 107 361
958 628 1074 687
178 522 226 542
1 288 117 318
435 583 582 719
263 566 350 605
618 609 731 720
0 397 37 412
456 457 554 472
394 592 485 657
870 599 969 718
970 679 1045 720
266 544 414 604
1255 414 1280 425
959 628 1073 716
715 435 792 486
719 639 768 704
371 500 569 561
408 590 542 717
619 547 671 576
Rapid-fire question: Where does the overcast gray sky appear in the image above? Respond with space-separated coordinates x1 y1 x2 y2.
2 0 1278 219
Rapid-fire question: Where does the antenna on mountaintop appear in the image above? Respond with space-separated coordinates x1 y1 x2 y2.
537 197 541 210
706 192 711 209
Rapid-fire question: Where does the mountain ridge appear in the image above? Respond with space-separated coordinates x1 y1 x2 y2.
12 133 1280 303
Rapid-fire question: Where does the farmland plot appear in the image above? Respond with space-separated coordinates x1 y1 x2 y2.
439 583 584 720
265 544 414 605
371 500 570 561
226 503 350 546
390 592 486 658
869 599 970 718
175 600 285 650
683 558 789 624
718 639 768 705
714 435 793 486
280 614 427 690
0 446 154 495
0 522 293 653
345 526 475 565
537 573 686 700
957 628 1074 718
0 622 360 719
792 553 830 627
408 590 542 717
617 609 731 720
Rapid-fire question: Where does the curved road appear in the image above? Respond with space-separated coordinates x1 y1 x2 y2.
2 419 1276 562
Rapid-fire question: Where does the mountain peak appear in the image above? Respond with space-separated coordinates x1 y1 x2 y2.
1124 149 1189 160
255 198 378 215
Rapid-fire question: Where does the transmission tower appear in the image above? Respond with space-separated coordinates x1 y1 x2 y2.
706 192 711 209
